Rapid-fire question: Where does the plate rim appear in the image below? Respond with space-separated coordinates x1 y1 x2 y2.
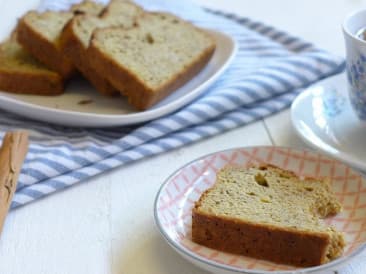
290 72 366 172
153 145 366 274
0 28 237 127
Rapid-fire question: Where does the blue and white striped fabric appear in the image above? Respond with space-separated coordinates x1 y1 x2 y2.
6 0 345 209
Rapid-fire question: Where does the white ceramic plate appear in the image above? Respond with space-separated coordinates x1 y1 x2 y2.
0 29 236 127
291 73 366 172
154 146 366 274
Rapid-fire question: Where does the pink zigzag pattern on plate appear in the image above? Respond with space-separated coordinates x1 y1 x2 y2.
156 147 366 271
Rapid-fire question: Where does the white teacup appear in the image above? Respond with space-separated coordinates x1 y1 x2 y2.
343 9 366 120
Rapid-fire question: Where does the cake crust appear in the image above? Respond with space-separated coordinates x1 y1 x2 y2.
0 37 63 95
88 12 216 110
16 11 75 79
192 164 345 267
192 201 330 267
60 0 144 96
88 35 215 109
0 69 63 95
61 18 118 95
16 1 105 79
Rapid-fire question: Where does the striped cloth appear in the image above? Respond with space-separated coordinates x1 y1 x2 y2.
6 0 345 210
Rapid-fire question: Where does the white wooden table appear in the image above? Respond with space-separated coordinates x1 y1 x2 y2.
0 0 363 273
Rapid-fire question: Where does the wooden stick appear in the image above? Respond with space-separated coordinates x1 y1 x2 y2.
0 131 29 234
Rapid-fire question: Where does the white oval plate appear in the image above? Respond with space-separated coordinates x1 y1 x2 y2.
0 29 236 127
154 146 366 274
291 73 366 172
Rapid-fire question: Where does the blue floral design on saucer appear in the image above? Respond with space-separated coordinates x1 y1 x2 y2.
347 53 366 120
322 87 346 118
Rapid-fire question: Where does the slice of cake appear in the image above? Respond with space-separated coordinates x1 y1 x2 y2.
61 0 143 95
70 0 105 16
0 36 63 95
16 1 105 78
192 165 345 267
88 12 216 109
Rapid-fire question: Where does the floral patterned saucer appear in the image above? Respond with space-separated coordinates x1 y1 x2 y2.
291 72 366 172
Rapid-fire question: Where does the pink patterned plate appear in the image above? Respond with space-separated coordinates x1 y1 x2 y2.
154 146 366 274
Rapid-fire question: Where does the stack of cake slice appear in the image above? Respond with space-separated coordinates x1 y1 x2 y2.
0 0 216 110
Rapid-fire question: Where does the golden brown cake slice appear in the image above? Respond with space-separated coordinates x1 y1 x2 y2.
88 12 216 109
70 0 105 15
0 36 63 95
16 1 104 79
61 0 143 96
192 165 345 267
